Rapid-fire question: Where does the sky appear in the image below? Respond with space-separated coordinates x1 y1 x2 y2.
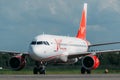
0 0 120 52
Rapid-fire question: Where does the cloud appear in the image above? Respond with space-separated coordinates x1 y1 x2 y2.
87 25 106 32
0 0 120 51
48 0 72 16
98 0 120 13
48 2 57 15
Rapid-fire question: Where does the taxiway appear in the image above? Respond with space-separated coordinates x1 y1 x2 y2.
0 74 120 80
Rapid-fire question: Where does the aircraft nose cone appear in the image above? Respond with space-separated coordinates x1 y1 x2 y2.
28 45 42 60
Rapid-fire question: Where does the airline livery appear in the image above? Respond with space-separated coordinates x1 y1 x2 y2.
0 3 120 74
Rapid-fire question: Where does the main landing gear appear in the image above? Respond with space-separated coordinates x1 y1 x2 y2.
81 67 91 74
33 61 46 74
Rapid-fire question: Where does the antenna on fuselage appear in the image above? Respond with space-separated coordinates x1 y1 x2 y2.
43 32 45 35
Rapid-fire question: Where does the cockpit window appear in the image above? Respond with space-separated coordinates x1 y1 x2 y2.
46 41 50 45
31 41 49 45
43 41 50 45
37 41 43 45
31 41 36 45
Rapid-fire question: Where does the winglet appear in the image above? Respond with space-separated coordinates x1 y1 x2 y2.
76 3 87 40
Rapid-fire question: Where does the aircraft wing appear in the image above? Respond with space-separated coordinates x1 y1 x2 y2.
0 50 28 55
89 42 120 47
68 49 120 58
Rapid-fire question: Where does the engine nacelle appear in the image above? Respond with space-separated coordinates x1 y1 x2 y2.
9 56 26 71
82 55 100 70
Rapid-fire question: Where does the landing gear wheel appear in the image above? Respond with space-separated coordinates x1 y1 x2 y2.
33 67 38 74
81 67 91 74
39 66 46 74
86 69 91 74
81 67 86 74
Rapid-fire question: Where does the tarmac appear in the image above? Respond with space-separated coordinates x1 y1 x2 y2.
0 74 120 80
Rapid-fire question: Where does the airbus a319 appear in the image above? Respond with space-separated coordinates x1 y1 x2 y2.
1 3 120 74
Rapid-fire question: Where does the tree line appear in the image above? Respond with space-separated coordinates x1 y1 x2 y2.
0 52 120 69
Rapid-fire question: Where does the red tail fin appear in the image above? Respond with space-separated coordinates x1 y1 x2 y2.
76 3 87 40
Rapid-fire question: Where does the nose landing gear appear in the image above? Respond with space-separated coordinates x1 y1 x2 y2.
33 61 46 74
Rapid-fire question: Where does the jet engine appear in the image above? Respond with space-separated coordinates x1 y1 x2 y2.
82 55 100 70
9 56 26 71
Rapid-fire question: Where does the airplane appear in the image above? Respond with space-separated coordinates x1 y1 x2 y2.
0 3 120 74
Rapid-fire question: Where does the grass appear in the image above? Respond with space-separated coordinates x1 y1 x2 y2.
0 69 32 75
0 67 120 74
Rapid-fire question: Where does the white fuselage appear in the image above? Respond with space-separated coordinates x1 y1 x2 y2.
28 34 89 62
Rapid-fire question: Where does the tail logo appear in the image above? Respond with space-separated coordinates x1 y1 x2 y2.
76 3 87 40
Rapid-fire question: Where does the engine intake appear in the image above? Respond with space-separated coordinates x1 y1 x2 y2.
9 56 26 71
82 55 100 70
